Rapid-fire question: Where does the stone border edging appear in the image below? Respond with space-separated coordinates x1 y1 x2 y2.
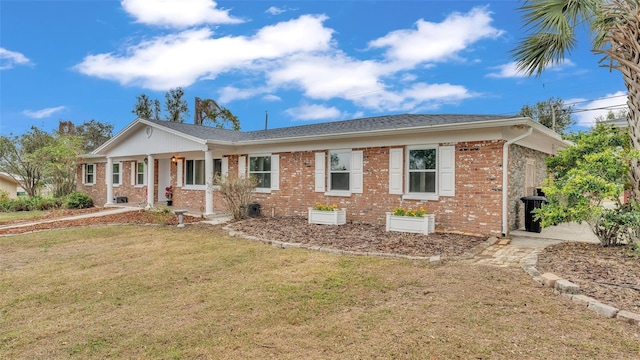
520 252 640 328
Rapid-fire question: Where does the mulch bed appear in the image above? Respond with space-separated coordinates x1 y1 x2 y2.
226 216 487 258
537 242 640 314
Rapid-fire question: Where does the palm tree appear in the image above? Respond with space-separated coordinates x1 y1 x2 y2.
512 0 640 201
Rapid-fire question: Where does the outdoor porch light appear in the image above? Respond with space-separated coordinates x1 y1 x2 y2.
171 155 177 163
144 157 148 165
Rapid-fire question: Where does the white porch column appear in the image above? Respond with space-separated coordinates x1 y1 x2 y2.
146 155 155 208
105 157 114 205
204 150 214 215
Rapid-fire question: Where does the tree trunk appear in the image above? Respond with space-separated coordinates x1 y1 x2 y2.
599 0 640 202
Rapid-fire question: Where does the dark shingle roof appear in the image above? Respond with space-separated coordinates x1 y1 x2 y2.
147 114 517 143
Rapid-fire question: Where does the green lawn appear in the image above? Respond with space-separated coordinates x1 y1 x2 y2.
1 224 638 359
0 210 45 223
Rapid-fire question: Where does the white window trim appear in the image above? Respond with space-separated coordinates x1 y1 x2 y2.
326 149 351 196
135 161 146 187
84 163 96 186
248 153 273 193
112 161 122 187
322 149 363 197
185 158 206 187
402 145 438 201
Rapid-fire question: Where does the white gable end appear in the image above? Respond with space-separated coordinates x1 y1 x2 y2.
106 124 207 157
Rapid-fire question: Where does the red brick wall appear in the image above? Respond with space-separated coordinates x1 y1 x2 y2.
249 140 504 236
79 140 505 235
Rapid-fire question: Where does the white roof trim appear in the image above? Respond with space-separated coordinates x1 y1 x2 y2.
91 118 207 155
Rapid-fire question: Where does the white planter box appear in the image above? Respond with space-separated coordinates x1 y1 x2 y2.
308 208 346 225
385 212 434 235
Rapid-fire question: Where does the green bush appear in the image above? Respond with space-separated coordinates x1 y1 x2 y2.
64 191 94 209
0 189 10 203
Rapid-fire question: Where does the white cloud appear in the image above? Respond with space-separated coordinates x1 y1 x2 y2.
285 104 343 121
269 53 384 100
569 91 628 127
262 94 281 102
487 59 575 78
266 6 285 15
74 15 333 90
368 7 503 66
23 106 66 119
486 62 527 78
121 0 243 28
0 47 32 70
76 7 502 118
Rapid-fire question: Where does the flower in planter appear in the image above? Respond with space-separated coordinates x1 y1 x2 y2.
165 185 174 200
392 206 427 217
313 202 338 211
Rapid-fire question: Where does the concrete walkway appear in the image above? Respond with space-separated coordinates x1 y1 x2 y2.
469 222 599 267
0 206 140 231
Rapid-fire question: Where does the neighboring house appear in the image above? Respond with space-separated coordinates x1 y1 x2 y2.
77 114 569 236
0 172 21 198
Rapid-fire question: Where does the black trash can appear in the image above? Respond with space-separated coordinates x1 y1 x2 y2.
247 202 261 217
520 195 547 233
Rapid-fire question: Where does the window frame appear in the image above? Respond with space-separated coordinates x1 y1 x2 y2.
136 161 146 186
404 145 438 200
112 162 121 186
185 159 206 187
248 154 272 191
325 149 352 196
84 164 95 185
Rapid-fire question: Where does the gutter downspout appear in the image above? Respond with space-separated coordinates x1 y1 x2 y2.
502 126 533 236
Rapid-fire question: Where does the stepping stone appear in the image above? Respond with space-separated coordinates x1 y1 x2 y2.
497 239 511 245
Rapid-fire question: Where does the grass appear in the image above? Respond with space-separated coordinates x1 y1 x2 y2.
1 224 639 359
0 210 45 223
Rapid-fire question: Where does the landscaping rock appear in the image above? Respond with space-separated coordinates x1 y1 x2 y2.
588 302 619 318
540 273 561 288
554 279 580 294
616 310 640 326
571 294 596 307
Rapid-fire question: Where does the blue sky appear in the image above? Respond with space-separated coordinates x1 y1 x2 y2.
0 0 628 137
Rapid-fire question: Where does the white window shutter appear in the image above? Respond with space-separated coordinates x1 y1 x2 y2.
314 152 325 192
351 150 363 194
238 156 246 177
82 164 86 185
177 159 183 187
439 146 455 197
271 154 280 190
389 148 403 194
221 157 229 176
131 162 136 185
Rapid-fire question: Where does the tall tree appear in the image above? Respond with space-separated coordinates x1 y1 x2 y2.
194 97 241 131
132 93 153 119
74 119 113 153
517 97 574 133
165 87 189 123
33 134 83 197
0 127 54 196
153 99 162 121
512 0 640 200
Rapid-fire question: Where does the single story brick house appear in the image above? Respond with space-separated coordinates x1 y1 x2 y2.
77 114 569 236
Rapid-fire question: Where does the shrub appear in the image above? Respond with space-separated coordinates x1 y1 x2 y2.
0 189 10 203
212 174 258 220
65 191 94 209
